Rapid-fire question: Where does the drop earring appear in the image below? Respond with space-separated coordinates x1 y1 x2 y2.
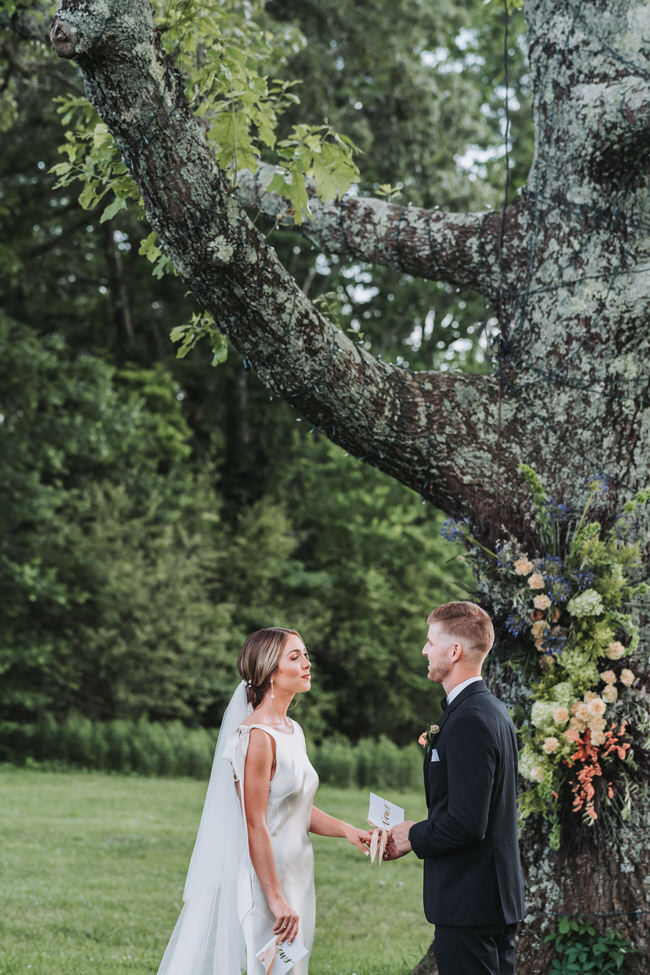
271 678 275 700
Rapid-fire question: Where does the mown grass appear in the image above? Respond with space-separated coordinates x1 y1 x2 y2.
0 768 431 975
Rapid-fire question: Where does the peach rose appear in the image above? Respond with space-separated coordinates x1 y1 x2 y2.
553 707 569 725
514 558 533 575
620 668 635 687
575 702 590 721
587 697 606 718
591 730 606 746
528 573 545 590
543 737 560 755
531 621 547 639
602 685 618 704
600 670 616 685
564 727 580 743
533 594 552 611
589 716 606 733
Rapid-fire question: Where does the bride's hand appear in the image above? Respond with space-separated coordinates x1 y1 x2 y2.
343 824 373 853
269 895 300 944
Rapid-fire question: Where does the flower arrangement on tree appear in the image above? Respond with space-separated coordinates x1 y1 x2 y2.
441 467 649 848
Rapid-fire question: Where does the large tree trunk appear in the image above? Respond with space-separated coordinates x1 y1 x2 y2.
47 0 650 970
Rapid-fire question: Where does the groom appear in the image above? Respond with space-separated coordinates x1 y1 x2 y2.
385 601 525 975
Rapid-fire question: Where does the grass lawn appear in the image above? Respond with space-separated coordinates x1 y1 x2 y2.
0 768 431 975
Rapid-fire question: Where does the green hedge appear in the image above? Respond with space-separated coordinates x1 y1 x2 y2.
0 716 424 788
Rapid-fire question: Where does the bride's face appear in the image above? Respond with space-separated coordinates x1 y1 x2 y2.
273 634 311 696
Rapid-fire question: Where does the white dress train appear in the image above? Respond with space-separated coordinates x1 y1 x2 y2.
224 720 319 975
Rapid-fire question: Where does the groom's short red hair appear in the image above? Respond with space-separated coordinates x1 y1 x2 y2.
428 601 494 656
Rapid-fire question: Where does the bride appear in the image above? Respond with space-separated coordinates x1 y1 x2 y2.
156 626 372 975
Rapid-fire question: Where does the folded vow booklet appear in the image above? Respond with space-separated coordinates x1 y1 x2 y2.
367 792 404 864
257 936 309 974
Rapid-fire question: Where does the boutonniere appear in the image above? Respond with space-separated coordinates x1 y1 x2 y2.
418 723 440 749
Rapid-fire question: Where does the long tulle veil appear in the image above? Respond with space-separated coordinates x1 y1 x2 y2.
156 681 251 975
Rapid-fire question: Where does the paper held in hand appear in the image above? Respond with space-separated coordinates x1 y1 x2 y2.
367 792 404 865
256 936 309 974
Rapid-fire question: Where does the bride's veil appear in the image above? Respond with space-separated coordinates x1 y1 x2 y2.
156 681 251 975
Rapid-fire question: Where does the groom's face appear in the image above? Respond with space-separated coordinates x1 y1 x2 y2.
422 622 458 685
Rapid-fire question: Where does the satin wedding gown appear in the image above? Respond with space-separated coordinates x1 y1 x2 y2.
156 684 319 975
224 719 319 975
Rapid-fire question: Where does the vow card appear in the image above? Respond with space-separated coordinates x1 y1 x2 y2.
256 936 309 974
367 792 404 830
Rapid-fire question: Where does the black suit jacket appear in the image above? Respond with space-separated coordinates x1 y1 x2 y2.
409 680 525 927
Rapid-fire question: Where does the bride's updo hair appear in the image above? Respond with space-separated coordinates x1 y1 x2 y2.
238 627 300 708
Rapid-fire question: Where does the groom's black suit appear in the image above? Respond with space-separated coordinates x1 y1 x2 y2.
409 680 525 974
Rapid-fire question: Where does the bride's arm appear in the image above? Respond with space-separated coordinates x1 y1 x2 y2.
244 728 300 943
309 805 372 852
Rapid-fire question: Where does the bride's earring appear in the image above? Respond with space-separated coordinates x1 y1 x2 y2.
271 678 275 700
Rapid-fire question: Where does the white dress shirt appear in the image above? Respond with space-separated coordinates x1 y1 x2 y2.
446 675 483 706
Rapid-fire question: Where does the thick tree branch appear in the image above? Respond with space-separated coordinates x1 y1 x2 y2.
236 164 507 297
47 0 530 518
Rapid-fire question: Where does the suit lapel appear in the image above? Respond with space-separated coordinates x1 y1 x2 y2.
423 681 488 803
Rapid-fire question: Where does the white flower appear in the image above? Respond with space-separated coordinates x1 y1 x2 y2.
533 594 551 611
620 668 635 687
606 641 626 660
543 737 560 755
531 700 556 729
567 589 604 618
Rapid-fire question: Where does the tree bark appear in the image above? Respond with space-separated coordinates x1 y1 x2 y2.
47 0 650 970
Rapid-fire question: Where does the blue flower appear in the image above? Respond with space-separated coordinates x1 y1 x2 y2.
549 577 571 603
587 474 609 496
544 498 570 524
440 518 470 542
575 569 595 592
505 613 527 638
544 630 567 654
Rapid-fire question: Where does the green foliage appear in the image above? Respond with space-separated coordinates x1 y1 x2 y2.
170 310 228 365
49 0 359 241
2 713 216 777
0 316 233 725
3 715 424 788
545 916 635 974
263 124 360 221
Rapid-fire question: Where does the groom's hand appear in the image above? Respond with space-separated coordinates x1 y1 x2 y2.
384 820 415 860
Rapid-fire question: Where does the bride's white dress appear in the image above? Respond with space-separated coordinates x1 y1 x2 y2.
224 720 319 975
